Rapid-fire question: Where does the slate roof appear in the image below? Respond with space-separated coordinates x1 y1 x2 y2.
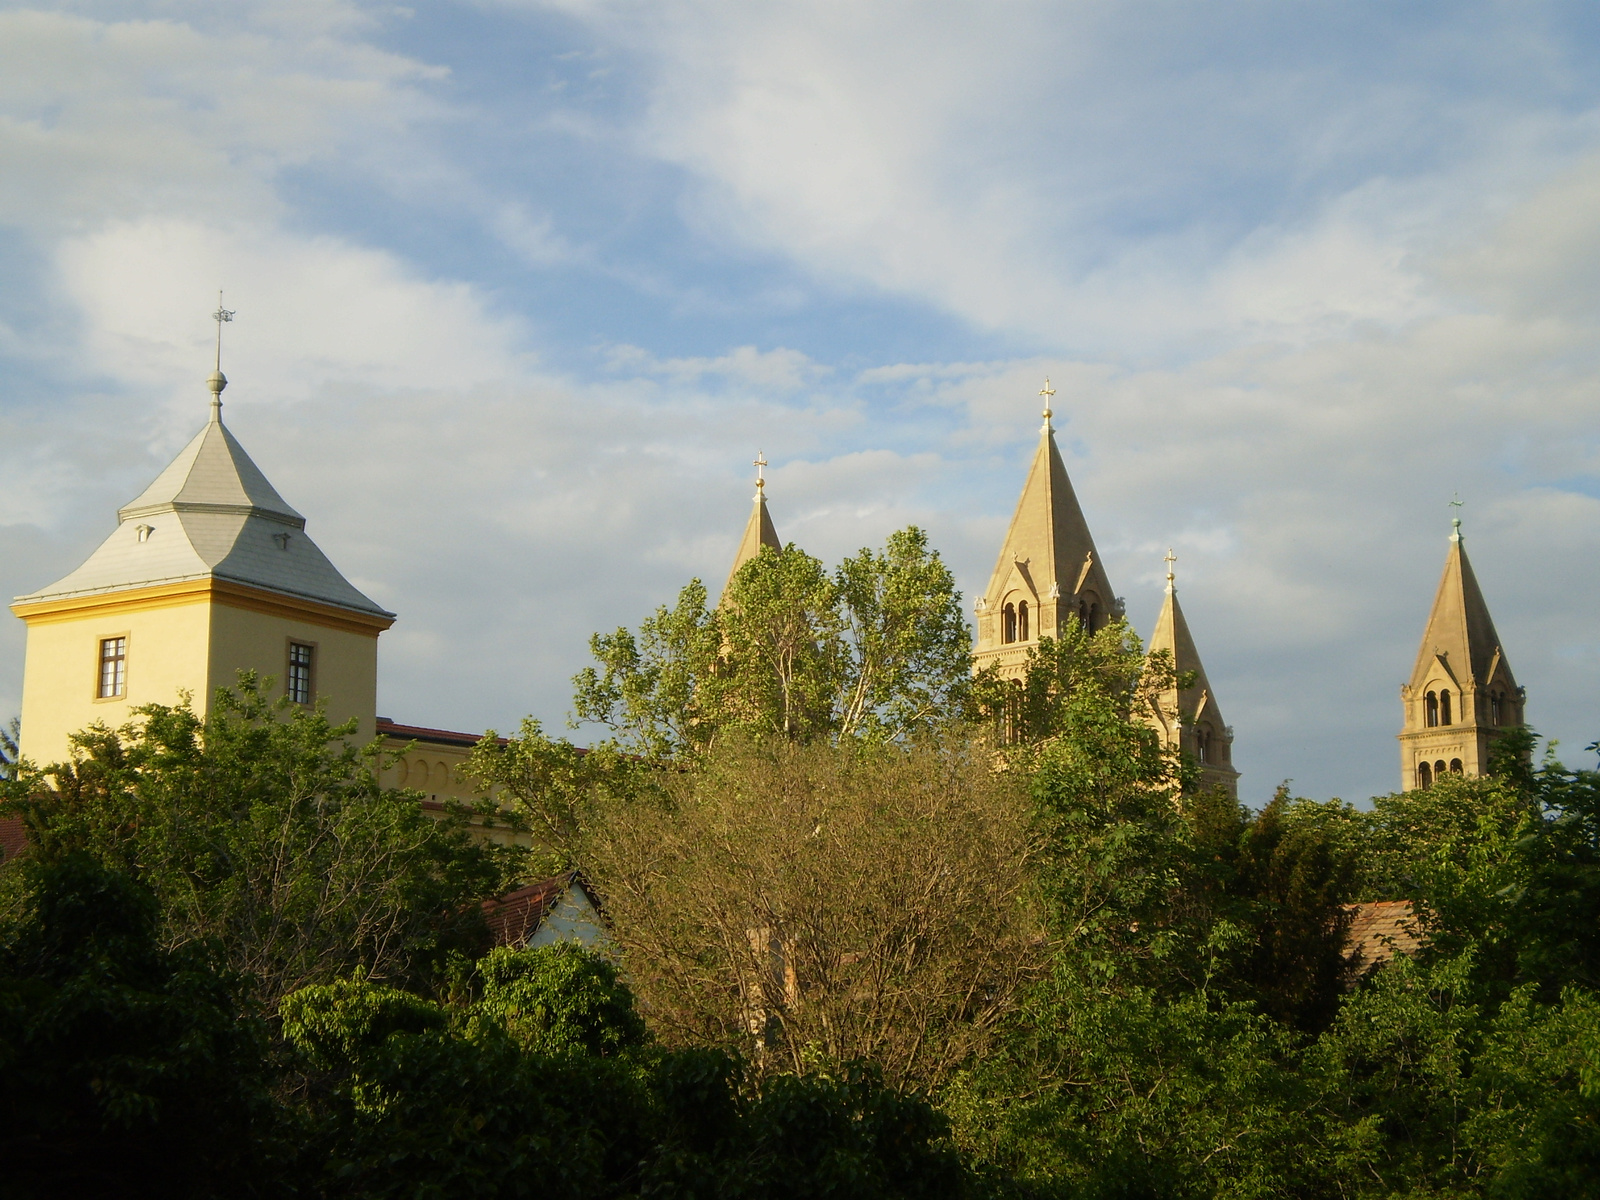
14 410 392 619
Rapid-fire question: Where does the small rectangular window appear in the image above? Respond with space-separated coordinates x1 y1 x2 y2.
98 637 127 699
288 642 314 705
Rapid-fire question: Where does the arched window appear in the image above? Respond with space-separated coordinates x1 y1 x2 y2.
1418 761 1432 789
1425 691 1439 727
1450 758 1463 775
1435 760 1447 779
1440 689 1452 726
1018 601 1030 641
1089 602 1100 631
1196 725 1211 764
1078 598 1089 630
1003 603 1017 644
1491 691 1503 726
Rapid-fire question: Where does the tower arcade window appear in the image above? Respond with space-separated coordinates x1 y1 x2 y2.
1449 758 1463 775
1491 691 1503 726
1425 691 1439 726
1018 601 1030 641
97 637 126 699
1435 759 1447 779
1196 725 1211 764
288 642 315 706
1440 689 1452 726
1418 761 1432 789
1003 603 1017 644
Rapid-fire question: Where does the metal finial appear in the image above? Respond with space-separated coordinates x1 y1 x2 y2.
1039 377 1055 431
753 450 768 500
208 291 235 421
1448 493 1463 541
1164 547 1177 592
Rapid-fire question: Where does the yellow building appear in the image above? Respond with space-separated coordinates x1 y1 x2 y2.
11 372 395 766
1398 518 1524 790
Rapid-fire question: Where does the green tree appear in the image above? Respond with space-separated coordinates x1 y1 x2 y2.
572 578 724 759
1 678 516 1006
711 543 845 742
833 526 971 741
463 717 641 873
0 856 280 1199
574 526 971 757
0 716 18 781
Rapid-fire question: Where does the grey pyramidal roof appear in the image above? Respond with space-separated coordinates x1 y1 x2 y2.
15 409 393 618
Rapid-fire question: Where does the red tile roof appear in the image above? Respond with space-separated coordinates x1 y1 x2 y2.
0 815 27 865
481 873 574 948
1344 900 1425 979
377 718 501 748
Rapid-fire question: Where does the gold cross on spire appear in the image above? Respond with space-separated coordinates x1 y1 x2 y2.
754 450 768 496
1164 547 1177 592
1039 377 1055 431
1449 492 1463 540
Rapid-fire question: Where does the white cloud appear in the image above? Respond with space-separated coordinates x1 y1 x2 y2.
56 218 529 407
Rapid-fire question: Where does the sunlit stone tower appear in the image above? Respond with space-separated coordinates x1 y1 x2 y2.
971 381 1120 680
1398 516 1524 790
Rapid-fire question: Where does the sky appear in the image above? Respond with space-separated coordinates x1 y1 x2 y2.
2 0 1598 804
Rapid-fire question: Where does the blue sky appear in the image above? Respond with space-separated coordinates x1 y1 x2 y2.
3 0 1599 802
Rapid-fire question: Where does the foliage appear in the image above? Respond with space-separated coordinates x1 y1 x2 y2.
0 678 518 1006
573 526 970 757
572 577 725 760
282 950 977 1200
0 853 980 1199
584 734 1044 1088
463 716 642 872
0 856 280 1199
829 526 973 740
0 716 18 781
469 942 648 1057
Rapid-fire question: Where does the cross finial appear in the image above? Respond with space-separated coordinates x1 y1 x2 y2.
1164 547 1177 592
208 290 235 421
754 450 768 499
1039 377 1055 431
1448 493 1463 541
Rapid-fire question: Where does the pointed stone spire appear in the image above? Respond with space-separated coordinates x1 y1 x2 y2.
721 451 782 601
1398 514 1523 790
1146 549 1239 797
972 380 1120 678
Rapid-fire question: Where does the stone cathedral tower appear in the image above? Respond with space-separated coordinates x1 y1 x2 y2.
721 452 782 601
972 382 1120 680
1145 552 1239 798
1398 518 1524 790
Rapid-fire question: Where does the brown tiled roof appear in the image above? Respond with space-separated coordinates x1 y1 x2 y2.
481 873 573 948
0 815 27 865
1344 900 1425 979
377 718 501 748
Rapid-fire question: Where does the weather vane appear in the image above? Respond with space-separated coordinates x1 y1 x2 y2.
208 291 236 418
212 291 235 373
1449 492 1463 537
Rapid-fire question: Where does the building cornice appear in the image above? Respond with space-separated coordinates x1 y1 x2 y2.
11 575 395 635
